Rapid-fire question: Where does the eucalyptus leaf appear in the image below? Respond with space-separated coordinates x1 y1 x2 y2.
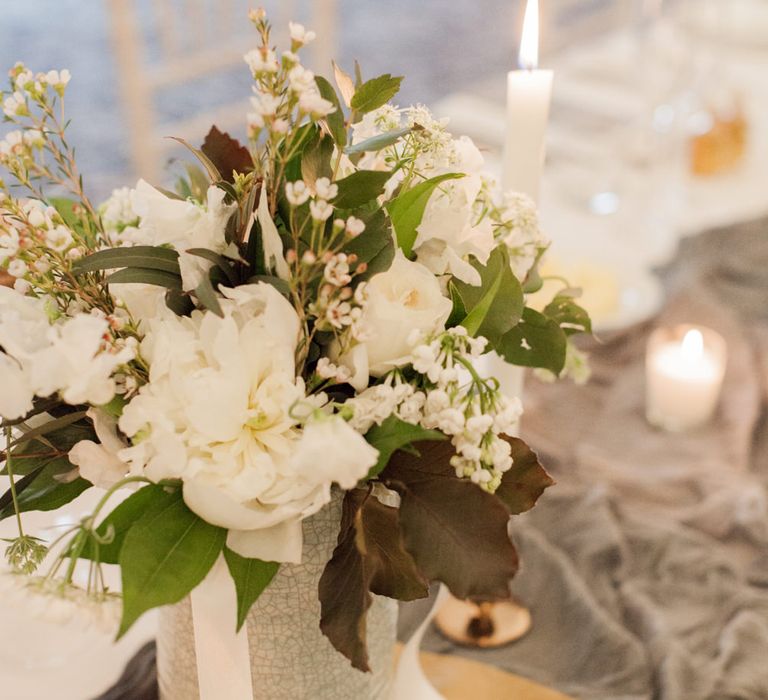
186 248 239 286
106 268 183 291
167 136 222 182
117 491 226 638
72 246 180 275
344 127 411 156
223 548 279 631
194 274 224 317
386 173 464 256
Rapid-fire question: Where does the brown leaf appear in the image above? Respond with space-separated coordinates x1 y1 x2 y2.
319 489 429 671
319 491 373 672
358 494 429 601
200 126 253 183
333 60 355 108
381 441 519 602
495 437 555 515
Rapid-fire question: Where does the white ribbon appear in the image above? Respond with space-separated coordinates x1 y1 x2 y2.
190 556 254 700
390 585 450 700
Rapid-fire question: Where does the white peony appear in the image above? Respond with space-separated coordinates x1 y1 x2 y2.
118 283 377 563
69 409 128 489
130 180 236 291
334 252 452 389
412 137 495 286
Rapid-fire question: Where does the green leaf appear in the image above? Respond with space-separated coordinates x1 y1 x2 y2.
364 416 445 478
315 76 347 147
165 288 194 316
386 173 464 257
79 484 179 564
200 126 252 183
194 274 223 317
106 267 183 291
342 208 394 279
543 294 593 336
186 248 239 286
4 411 89 456
494 438 554 515
351 74 403 115
332 170 391 210
446 281 466 328
118 490 226 638
301 131 334 186
72 246 180 275
454 247 524 346
381 440 518 601
0 457 89 521
223 548 279 632
498 307 567 374
344 127 411 155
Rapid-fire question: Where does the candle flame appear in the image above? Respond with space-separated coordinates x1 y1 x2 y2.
681 329 704 361
519 0 540 70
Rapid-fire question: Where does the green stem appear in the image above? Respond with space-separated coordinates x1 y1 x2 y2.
5 426 25 538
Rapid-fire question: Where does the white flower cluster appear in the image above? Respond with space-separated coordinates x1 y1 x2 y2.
244 19 333 138
2 64 71 118
0 287 135 419
98 186 142 245
346 326 523 492
487 188 549 282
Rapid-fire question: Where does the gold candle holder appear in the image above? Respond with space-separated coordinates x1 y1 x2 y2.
434 595 532 648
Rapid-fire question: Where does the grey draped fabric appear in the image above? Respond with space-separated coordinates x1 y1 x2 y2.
400 218 768 700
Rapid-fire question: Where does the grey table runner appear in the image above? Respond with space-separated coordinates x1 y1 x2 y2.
400 218 768 700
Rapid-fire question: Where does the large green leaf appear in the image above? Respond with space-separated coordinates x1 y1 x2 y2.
364 415 445 478
223 548 279 632
380 440 518 601
344 127 411 156
498 307 567 374
454 247 524 346
117 490 226 638
200 126 252 183
386 173 464 256
494 438 555 515
79 484 179 565
332 170 391 210
315 76 347 147
351 74 403 115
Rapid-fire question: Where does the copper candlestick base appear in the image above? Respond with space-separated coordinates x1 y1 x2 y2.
434 596 532 648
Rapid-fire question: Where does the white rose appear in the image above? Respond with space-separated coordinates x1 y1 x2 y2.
131 179 236 291
413 136 495 286
335 252 452 389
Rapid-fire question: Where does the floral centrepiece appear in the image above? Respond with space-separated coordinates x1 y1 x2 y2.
0 10 591 670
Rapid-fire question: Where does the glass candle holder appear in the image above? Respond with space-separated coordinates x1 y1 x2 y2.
645 324 727 432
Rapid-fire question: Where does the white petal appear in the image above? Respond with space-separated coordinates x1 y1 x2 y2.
226 520 303 564
256 188 290 280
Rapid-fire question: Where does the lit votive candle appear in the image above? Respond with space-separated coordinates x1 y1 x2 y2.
646 325 727 432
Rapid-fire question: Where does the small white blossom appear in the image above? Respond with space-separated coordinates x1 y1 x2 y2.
3 91 27 117
289 22 316 46
244 48 279 75
288 65 316 94
309 199 333 222
314 177 338 201
7 258 27 278
298 90 336 118
45 225 73 252
345 216 366 237
324 254 351 286
285 180 310 206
